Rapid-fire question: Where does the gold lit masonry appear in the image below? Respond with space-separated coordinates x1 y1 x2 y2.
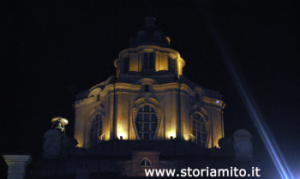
74 16 225 149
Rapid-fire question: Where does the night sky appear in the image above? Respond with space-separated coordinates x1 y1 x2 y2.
1 0 300 177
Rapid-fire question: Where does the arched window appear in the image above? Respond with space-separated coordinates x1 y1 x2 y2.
89 114 102 147
136 105 157 139
193 113 207 146
140 158 151 167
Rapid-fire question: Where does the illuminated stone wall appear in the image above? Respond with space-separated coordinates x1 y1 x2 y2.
114 45 185 78
74 76 224 148
74 17 225 149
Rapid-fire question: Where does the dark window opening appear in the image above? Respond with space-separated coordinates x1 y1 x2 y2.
143 53 155 71
123 57 129 73
168 57 175 73
192 113 206 146
140 158 151 167
144 84 149 92
89 114 102 147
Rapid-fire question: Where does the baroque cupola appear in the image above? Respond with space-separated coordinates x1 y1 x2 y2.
74 16 225 153
114 17 185 78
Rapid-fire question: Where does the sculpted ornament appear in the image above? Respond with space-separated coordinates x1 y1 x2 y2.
43 117 69 156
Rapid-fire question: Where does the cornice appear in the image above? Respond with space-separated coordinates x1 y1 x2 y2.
119 45 181 57
202 96 224 108
180 84 195 96
3 155 32 163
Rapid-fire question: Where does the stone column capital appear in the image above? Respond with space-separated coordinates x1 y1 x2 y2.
3 155 32 179
3 155 32 163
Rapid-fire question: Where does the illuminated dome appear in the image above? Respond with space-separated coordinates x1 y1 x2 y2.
74 17 224 153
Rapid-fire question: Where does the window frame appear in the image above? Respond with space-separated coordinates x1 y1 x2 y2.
139 158 152 167
143 53 155 71
89 114 103 148
136 105 157 139
192 113 207 146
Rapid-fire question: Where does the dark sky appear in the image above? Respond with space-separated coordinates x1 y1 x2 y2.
1 0 300 177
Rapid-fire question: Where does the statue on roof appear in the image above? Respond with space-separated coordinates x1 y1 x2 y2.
51 117 69 133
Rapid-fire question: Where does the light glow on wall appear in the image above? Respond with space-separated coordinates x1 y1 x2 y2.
117 126 127 140
183 133 189 141
167 131 176 139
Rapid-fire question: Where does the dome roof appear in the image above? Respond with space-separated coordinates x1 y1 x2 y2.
129 17 171 48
